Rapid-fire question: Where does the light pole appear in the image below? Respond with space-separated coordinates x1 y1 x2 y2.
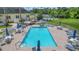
19 7 22 21
3 7 9 36
3 7 6 25
3 7 9 27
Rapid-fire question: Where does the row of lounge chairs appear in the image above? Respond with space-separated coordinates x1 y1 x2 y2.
15 21 37 33
0 28 14 51
57 26 63 30
0 21 36 51
65 30 79 51
66 43 75 51
66 40 79 51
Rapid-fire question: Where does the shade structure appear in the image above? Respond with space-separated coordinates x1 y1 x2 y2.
37 40 41 51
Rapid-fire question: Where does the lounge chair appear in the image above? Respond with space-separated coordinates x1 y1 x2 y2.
57 26 63 30
4 38 11 44
4 35 13 44
66 30 72 34
15 28 22 33
48 24 54 27
77 37 79 40
67 30 77 39
0 37 6 46
75 40 79 50
22 25 26 29
66 43 75 51
32 47 36 51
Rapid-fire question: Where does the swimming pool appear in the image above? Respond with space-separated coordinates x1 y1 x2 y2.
20 27 57 48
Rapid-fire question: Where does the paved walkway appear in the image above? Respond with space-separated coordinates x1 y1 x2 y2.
1 25 69 51
48 26 68 51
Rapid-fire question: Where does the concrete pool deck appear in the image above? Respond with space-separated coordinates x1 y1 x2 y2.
1 25 69 51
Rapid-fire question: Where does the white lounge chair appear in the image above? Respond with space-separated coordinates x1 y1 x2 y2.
57 26 63 30
66 43 75 51
4 35 13 44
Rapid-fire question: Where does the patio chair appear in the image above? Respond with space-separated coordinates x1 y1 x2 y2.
0 35 6 46
57 26 63 30
15 28 21 33
48 24 54 27
4 35 13 44
5 38 12 44
0 42 6 46
77 37 79 40
22 25 26 29
66 43 75 51
75 40 79 50
32 47 36 51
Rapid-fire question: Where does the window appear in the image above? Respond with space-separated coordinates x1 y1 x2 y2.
8 16 11 19
16 15 19 18
6 16 11 19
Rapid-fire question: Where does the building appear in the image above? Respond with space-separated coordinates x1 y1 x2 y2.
0 13 30 23
42 14 52 21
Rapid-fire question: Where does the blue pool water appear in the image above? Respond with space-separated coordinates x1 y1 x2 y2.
20 27 57 48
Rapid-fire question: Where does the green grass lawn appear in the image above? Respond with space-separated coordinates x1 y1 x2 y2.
48 18 79 30
0 25 12 35
0 32 3 34
0 25 12 28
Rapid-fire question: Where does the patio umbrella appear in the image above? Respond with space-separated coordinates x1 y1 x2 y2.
37 40 41 51
17 23 22 28
73 30 76 38
5 28 9 36
16 23 19 28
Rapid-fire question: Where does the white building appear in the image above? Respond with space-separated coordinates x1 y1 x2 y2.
0 13 30 23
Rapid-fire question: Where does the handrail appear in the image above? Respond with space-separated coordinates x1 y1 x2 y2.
15 41 21 50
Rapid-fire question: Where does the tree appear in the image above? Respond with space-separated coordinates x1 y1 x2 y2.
37 14 43 20
32 7 79 19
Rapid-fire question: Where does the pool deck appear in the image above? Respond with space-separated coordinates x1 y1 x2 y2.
1 25 69 51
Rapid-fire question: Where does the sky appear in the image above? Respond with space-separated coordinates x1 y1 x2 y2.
24 7 34 11
24 7 55 11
